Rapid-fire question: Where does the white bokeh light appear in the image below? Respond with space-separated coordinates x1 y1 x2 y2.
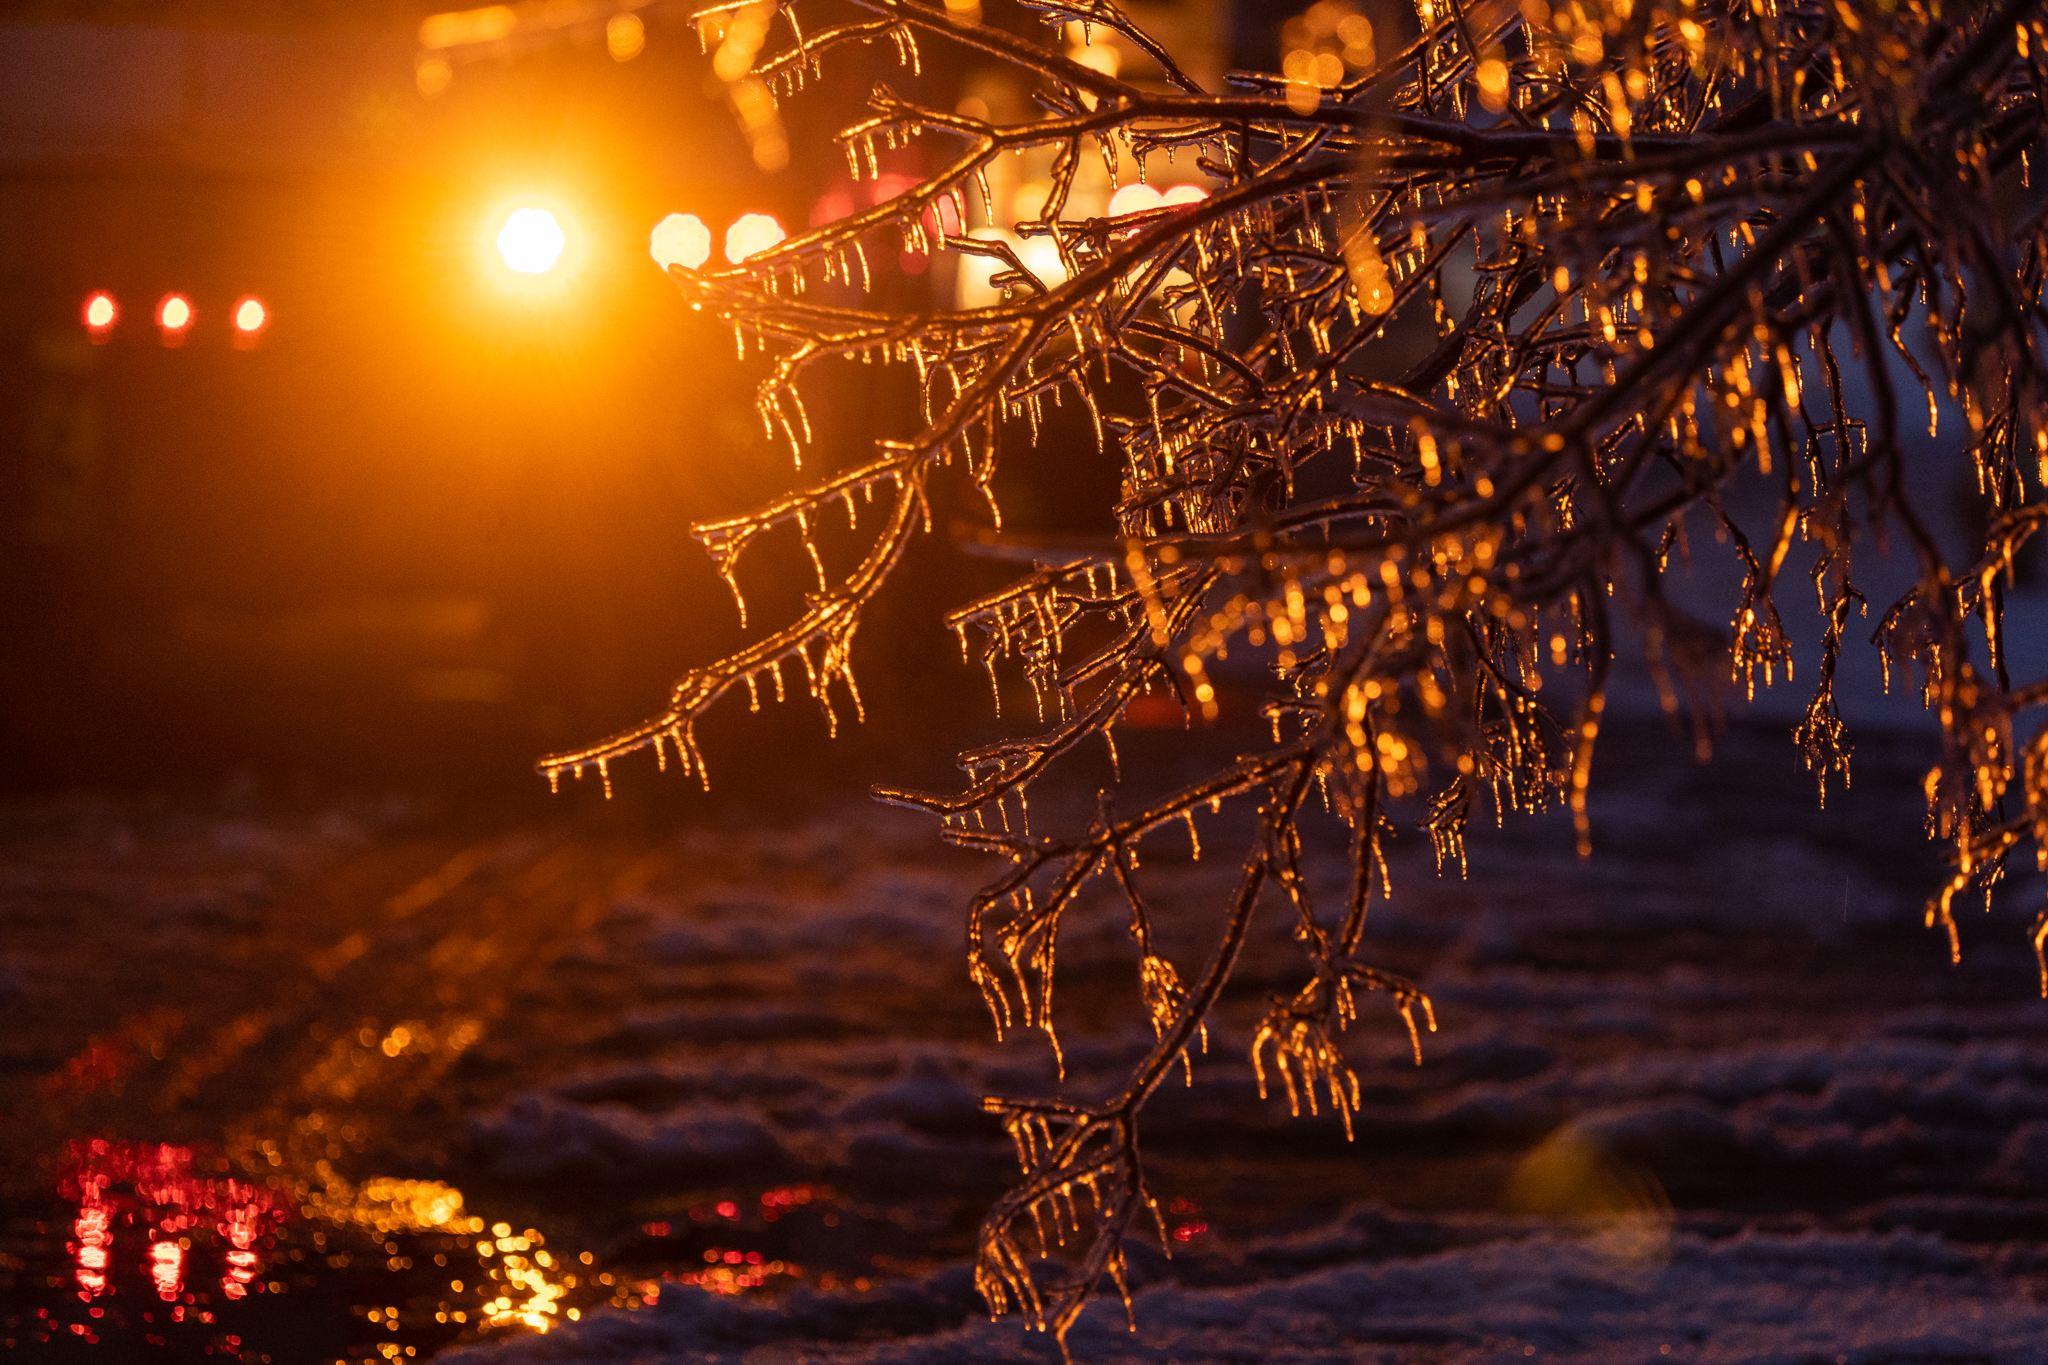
723 213 786 264
497 208 566 274
650 213 712 271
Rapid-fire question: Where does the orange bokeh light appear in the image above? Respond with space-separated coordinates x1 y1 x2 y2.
84 292 116 331
159 295 192 330
234 297 267 332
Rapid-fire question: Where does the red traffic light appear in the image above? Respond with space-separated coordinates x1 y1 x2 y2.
231 296 268 348
157 293 193 346
83 291 117 340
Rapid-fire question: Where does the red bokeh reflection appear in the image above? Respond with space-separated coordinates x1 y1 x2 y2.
58 1139 289 1305
74 1201 111 1296
149 1239 184 1300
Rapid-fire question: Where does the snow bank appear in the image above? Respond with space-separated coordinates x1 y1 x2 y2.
445 1212 2048 1364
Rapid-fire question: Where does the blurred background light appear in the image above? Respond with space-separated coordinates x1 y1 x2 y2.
722 213 784 264
606 12 645 62
1064 21 1122 78
497 208 566 273
83 292 116 334
650 213 711 271
158 294 192 346
415 55 454 98
1162 184 1209 206
419 4 517 50
233 296 270 350
1107 183 1164 217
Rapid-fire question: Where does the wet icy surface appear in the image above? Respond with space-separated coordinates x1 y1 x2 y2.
2 720 2045 1363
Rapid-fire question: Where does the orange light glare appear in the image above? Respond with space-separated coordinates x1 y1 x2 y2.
1108 183 1165 217
724 213 786 264
650 213 712 271
234 297 267 332
1162 184 1210 206
497 208 566 274
84 293 116 330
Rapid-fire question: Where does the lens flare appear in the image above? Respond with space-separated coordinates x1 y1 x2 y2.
651 213 712 271
159 295 191 330
497 208 566 274
723 213 786 264
234 297 267 332
84 292 116 330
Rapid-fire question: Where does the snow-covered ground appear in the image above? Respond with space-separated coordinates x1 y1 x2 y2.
2 720 2045 1363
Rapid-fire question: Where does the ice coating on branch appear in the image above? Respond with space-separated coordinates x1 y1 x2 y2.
540 0 2048 1353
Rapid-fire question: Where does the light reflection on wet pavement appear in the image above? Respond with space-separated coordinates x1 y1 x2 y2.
0 797 1010 1362
12 1136 870 1359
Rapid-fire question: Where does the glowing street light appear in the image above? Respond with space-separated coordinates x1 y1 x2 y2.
158 293 193 346
83 291 117 341
723 213 785 264
497 208 566 274
650 213 711 271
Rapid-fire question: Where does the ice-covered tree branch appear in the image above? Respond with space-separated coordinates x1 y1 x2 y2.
543 0 2048 1351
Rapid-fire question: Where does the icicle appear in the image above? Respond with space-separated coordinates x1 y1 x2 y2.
795 510 828 590
844 665 866 724
1078 379 1106 454
719 562 749 628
